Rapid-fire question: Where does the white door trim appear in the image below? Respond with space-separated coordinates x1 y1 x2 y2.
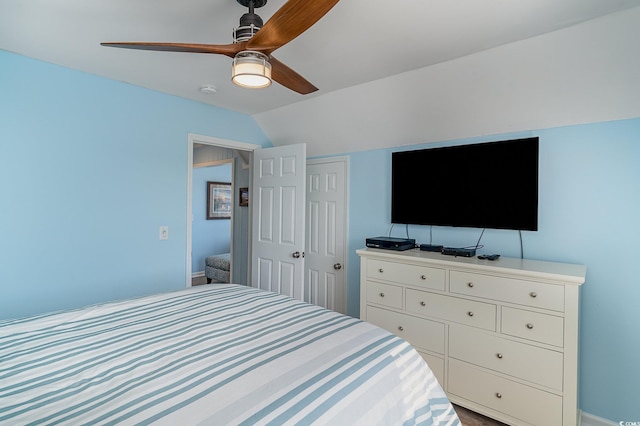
186 133 261 287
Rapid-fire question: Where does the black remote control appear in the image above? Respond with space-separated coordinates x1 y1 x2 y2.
478 254 500 261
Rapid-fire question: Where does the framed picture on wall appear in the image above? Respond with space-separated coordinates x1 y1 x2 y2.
239 187 249 206
207 181 232 220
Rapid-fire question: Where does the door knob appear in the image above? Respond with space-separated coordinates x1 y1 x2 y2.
292 251 301 259
333 263 342 270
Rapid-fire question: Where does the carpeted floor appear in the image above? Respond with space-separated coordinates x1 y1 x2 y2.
192 275 227 286
191 275 208 286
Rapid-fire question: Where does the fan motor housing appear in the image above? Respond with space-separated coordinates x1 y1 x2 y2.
239 11 263 28
235 13 263 41
234 0 267 42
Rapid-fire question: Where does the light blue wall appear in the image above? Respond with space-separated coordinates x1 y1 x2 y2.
192 164 233 273
346 119 640 421
2 48 639 421
0 50 271 319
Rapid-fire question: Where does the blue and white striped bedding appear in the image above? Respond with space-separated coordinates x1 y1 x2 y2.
0 284 460 425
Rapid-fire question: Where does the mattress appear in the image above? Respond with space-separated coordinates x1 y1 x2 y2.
0 284 460 425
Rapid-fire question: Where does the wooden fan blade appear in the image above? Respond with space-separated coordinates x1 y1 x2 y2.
100 42 245 58
247 0 340 53
269 56 318 94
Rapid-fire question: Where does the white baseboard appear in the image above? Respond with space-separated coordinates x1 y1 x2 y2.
192 271 205 278
581 411 618 426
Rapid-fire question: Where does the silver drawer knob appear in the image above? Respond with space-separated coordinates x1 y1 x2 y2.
526 323 534 329
530 291 537 298
398 326 404 332
496 393 502 399
421 275 427 280
467 311 474 317
379 268 384 273
379 292 385 298
420 301 426 307
467 282 474 288
496 353 503 359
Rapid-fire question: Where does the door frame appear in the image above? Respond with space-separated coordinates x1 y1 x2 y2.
186 133 261 287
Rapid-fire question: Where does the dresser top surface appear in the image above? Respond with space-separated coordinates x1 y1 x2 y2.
357 248 586 285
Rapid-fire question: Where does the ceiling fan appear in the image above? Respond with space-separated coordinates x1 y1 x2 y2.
101 0 340 94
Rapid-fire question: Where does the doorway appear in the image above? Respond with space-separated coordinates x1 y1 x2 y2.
191 159 233 285
186 135 349 314
186 134 260 288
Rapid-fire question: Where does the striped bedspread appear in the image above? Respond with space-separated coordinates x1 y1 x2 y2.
0 284 459 425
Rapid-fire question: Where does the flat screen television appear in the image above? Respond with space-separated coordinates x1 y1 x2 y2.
391 137 539 231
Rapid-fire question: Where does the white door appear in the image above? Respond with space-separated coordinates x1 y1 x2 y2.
251 144 306 300
305 158 348 314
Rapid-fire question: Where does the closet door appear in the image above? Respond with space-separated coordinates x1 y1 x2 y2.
305 158 348 314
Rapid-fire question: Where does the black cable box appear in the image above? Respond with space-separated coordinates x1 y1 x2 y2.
419 244 444 252
442 247 477 257
366 236 416 251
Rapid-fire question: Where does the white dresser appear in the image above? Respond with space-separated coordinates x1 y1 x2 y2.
357 248 586 426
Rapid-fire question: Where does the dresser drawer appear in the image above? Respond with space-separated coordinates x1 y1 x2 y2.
366 306 445 354
366 281 403 309
367 259 445 291
418 351 445 386
406 289 496 331
449 359 562 426
502 307 564 347
450 271 565 312
449 325 563 390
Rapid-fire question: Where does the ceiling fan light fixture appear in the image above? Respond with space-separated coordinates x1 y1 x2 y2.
232 51 272 89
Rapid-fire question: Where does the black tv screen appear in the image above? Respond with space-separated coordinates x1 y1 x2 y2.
391 137 539 231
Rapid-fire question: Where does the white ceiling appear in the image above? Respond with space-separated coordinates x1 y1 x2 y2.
2 0 639 117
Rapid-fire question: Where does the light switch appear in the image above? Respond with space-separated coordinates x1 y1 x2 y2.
159 226 169 240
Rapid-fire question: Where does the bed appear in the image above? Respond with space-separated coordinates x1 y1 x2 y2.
0 284 460 425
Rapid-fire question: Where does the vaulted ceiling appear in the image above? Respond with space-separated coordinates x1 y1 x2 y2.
2 0 639 155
